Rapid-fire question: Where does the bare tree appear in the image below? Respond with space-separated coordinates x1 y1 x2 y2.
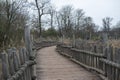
73 9 85 38
110 21 120 39
55 11 64 42
75 9 84 28
0 0 28 48
59 5 73 38
83 17 96 39
48 5 56 28
102 17 113 41
102 17 113 33
34 0 50 38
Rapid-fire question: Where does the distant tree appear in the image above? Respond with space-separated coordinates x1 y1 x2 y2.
110 21 120 39
34 0 50 38
116 21 120 28
48 5 56 28
42 27 58 38
55 11 65 42
83 17 97 39
74 9 85 38
102 17 113 33
59 5 73 38
74 9 84 28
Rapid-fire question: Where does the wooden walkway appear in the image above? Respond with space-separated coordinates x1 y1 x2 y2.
36 46 101 80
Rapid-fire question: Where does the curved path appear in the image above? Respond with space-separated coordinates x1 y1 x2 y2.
36 46 101 80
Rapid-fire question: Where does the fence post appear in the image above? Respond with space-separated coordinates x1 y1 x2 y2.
24 26 33 57
19 48 25 80
1 53 10 80
7 49 15 76
24 26 36 80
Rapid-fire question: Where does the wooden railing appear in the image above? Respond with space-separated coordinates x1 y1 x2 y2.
1 48 35 80
100 59 120 80
0 41 58 80
57 44 120 80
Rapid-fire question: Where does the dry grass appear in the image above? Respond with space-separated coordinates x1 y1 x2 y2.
84 40 120 48
108 40 120 48
64 39 71 44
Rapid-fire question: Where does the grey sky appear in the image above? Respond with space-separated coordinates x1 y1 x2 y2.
28 0 120 27
51 0 120 27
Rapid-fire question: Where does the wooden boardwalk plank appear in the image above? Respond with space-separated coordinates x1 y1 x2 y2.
36 46 101 80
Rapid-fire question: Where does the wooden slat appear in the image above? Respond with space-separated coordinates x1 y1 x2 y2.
57 44 120 80
1 53 10 80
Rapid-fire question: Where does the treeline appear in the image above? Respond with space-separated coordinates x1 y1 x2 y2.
55 6 98 40
32 3 120 40
0 0 120 50
109 21 120 39
0 0 29 50
55 6 120 40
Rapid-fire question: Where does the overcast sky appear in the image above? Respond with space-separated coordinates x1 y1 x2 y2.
29 0 120 27
51 0 120 27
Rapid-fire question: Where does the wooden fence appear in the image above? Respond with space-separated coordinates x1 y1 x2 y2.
0 41 58 80
1 48 35 80
72 40 104 53
57 44 120 80
72 40 120 64
100 58 120 80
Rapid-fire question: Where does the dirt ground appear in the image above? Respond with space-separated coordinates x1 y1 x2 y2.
36 46 101 80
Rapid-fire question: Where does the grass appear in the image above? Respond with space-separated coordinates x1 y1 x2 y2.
108 40 120 48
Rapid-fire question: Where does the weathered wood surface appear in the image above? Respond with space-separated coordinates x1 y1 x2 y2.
73 40 120 64
57 44 120 80
1 48 35 80
100 59 120 80
36 46 100 80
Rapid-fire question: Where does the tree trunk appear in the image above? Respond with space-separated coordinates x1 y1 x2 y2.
51 14 53 28
38 13 42 39
72 34 75 47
